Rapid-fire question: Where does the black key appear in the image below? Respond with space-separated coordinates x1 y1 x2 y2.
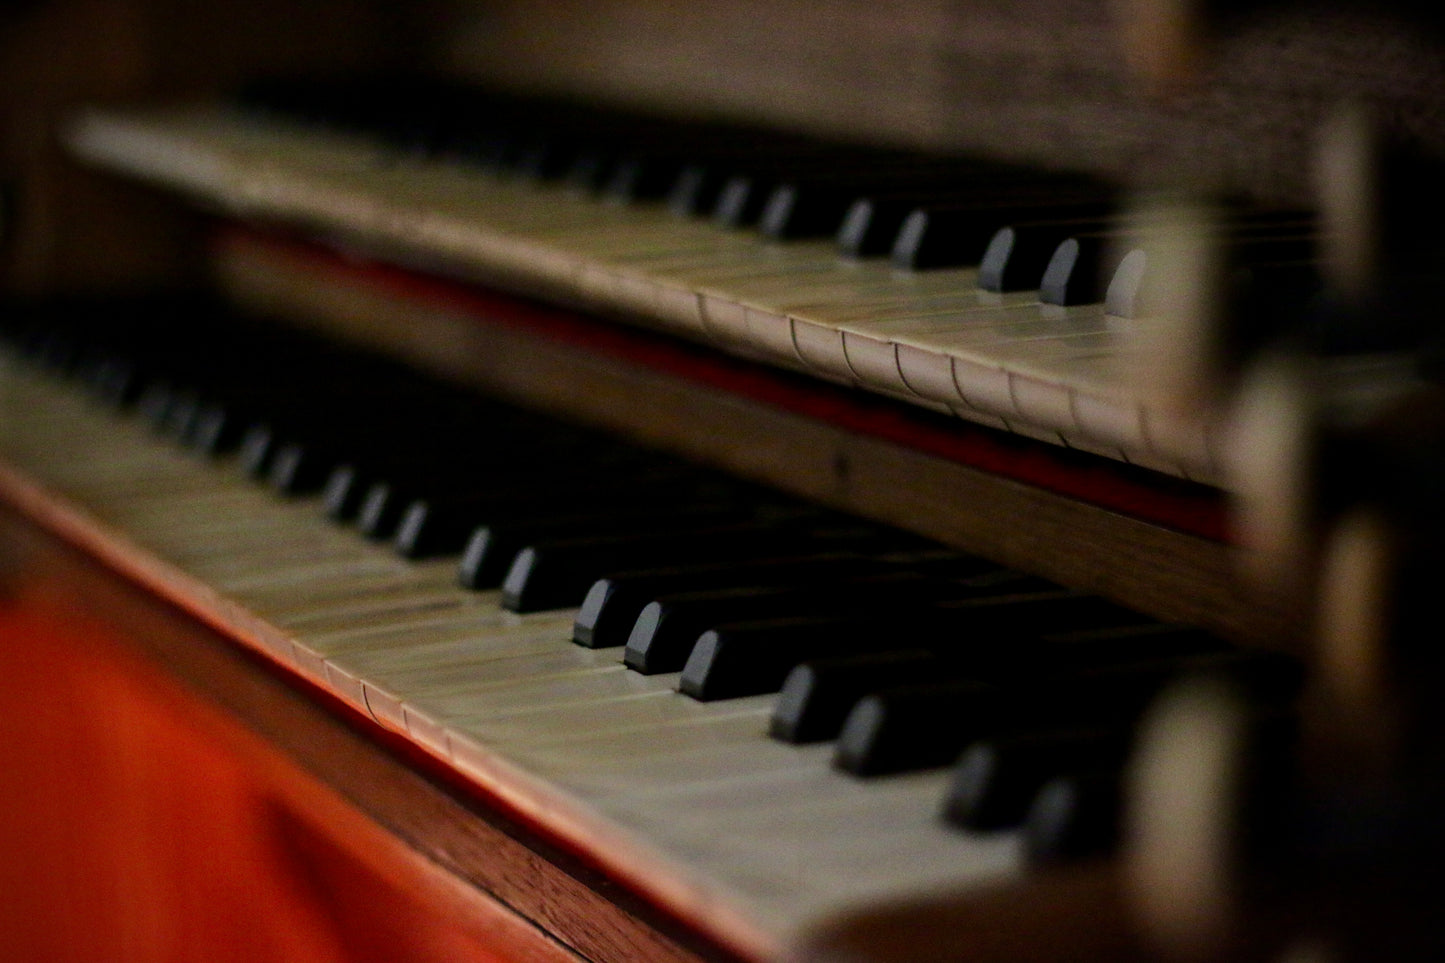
764 578 1085 743
771 650 947 744
708 161 833 229
763 164 1017 244
223 366 454 474
835 680 1008 776
331 456 452 529
681 615 894 700
1038 236 1129 307
668 165 730 217
605 152 690 203
314 410 555 500
512 136 584 181
834 648 1302 777
188 400 257 455
352 432 643 540
835 169 1084 258
1023 770 1122 864
181 375 334 457
135 380 177 429
768 183 913 244
573 551 988 649
222 366 528 494
977 218 1113 293
677 571 1060 699
759 182 860 240
625 585 816 674
257 424 369 491
224 384 414 482
941 729 1130 830
159 388 203 440
357 478 421 539
624 571 971 674
701 146 887 230
238 423 280 478
713 173 778 228
458 503 765 587
892 196 1113 270
393 460 728 558
356 463 550 540
89 356 147 408
321 463 371 520
564 147 614 193
1036 226 1302 309
836 196 918 258
267 439 341 495
500 521 896 613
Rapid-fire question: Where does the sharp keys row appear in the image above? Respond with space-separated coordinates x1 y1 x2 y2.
236 75 1322 324
0 295 1304 866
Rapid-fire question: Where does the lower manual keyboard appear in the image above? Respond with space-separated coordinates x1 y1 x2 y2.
0 305 1300 958
0 345 1022 958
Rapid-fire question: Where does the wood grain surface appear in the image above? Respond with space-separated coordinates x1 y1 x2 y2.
440 0 1445 206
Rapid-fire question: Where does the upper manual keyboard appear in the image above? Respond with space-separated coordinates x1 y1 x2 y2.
63 78 1324 482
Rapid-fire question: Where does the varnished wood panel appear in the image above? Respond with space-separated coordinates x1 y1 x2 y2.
0 0 406 294
441 0 1445 206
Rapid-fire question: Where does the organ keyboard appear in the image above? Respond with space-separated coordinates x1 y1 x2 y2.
11 2 1440 954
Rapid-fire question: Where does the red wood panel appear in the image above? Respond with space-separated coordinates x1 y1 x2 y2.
0 586 576 963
